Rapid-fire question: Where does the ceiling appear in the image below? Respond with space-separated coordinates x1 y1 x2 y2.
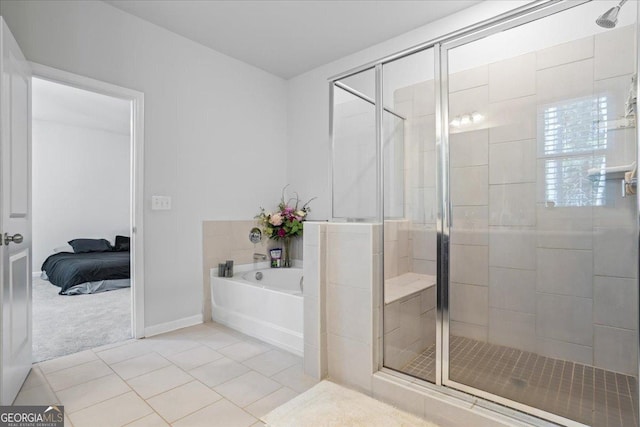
103 0 483 79
33 78 130 135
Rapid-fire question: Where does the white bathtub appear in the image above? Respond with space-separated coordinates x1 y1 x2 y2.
211 264 303 356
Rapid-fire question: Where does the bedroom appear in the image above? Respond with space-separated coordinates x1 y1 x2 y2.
31 77 133 361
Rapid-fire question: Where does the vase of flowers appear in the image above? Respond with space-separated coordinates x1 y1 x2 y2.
255 186 315 268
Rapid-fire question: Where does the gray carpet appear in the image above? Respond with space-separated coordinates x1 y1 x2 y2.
32 277 131 362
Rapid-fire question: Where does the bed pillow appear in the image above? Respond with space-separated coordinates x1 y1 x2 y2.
114 235 130 252
68 238 113 253
53 244 74 253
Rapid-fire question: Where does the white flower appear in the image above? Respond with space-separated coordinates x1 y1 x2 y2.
296 210 306 217
269 213 283 226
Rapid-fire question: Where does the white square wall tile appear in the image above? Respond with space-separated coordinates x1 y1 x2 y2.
536 293 593 346
327 334 372 393
489 267 535 313
449 65 489 93
489 53 535 102
489 227 536 270
594 227 637 278
537 205 593 250
328 230 373 289
594 24 636 80
595 74 637 120
450 321 487 341
451 206 488 246
537 59 594 104
536 336 592 366
413 80 435 116
450 283 488 326
327 284 372 344
489 183 536 226
450 129 488 168
536 248 593 298
304 296 320 347
489 308 535 352
488 95 537 144
451 166 488 206
594 325 638 376
594 276 637 330
489 140 536 185
449 86 489 130
537 35 593 70
450 244 488 286
411 227 436 261
303 222 321 246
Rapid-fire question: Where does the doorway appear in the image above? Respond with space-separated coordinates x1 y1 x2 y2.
30 64 145 360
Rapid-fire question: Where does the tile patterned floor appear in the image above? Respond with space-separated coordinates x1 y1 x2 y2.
403 336 638 427
14 322 318 427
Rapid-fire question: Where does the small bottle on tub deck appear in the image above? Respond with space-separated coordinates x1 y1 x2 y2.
225 260 234 277
270 248 282 268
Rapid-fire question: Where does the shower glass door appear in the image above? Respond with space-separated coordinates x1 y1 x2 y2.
443 2 638 425
381 48 438 383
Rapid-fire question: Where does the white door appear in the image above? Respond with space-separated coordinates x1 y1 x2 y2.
0 18 32 405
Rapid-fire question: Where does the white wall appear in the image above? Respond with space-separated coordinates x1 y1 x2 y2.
0 0 288 329
32 120 130 271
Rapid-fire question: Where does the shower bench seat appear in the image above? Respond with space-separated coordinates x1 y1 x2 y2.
384 272 435 304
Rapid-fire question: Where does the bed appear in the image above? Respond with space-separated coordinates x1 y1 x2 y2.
41 237 131 295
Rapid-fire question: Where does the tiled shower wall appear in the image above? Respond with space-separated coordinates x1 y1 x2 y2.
389 25 638 375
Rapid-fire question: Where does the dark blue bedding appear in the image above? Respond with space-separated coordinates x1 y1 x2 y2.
41 251 130 294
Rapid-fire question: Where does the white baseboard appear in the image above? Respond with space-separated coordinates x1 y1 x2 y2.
144 314 203 337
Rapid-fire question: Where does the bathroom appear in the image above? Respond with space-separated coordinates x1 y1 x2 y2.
197 1 640 425
2 0 639 425
205 1 639 422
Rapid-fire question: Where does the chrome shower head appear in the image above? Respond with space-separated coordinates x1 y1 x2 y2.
596 0 628 28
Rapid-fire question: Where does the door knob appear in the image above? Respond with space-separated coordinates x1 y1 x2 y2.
4 233 23 245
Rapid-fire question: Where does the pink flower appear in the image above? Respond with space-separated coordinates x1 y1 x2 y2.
284 206 294 214
278 229 286 237
269 213 283 226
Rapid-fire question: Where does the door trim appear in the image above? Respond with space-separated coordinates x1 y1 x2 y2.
29 62 145 338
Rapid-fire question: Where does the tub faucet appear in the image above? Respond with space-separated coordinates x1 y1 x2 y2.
253 253 267 261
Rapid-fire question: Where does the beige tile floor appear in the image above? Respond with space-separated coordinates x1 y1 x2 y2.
14 322 318 427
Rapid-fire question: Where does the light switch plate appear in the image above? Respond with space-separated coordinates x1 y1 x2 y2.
151 195 171 210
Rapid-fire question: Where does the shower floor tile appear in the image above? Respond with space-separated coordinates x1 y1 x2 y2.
402 336 638 427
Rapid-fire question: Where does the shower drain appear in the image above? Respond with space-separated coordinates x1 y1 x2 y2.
510 378 528 388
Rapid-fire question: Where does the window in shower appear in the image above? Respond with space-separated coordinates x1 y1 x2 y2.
541 96 608 207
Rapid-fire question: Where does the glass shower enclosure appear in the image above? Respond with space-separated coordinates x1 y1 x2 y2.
330 1 639 426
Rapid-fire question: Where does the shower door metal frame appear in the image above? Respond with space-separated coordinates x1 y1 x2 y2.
438 9 592 425
329 1 638 426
